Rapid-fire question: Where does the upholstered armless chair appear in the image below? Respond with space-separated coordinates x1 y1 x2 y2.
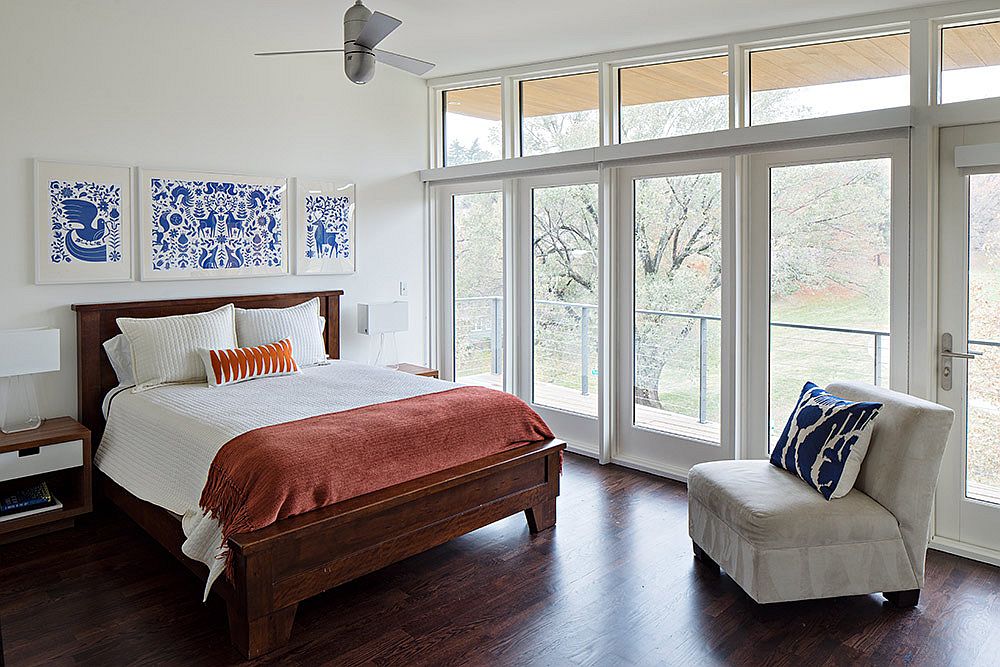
687 382 954 606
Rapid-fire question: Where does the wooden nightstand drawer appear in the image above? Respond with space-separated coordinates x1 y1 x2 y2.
0 439 83 483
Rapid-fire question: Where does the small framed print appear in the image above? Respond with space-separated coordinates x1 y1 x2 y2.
35 160 133 284
295 178 356 275
138 168 289 281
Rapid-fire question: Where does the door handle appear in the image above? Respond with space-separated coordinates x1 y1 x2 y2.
940 333 982 391
940 349 982 360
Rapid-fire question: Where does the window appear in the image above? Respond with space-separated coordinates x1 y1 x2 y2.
443 85 502 166
632 173 722 442
619 56 729 142
532 183 600 415
966 173 1000 502
453 191 504 387
749 33 910 125
520 72 599 156
768 158 892 442
941 22 1000 104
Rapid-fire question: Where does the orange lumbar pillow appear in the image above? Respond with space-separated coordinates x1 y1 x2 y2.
198 338 299 388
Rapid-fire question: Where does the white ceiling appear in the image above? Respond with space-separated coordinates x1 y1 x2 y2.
256 0 945 79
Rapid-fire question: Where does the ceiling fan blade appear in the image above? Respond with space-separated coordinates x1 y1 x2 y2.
254 48 345 56
373 48 435 76
354 11 402 49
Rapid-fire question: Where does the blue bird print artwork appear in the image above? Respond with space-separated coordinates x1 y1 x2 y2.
304 194 352 261
149 178 284 274
49 180 123 264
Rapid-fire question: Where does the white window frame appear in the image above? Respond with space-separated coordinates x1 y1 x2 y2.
611 157 738 477
515 66 604 158
516 169 602 456
608 48 732 145
745 138 911 459
740 25 912 128
433 180 508 385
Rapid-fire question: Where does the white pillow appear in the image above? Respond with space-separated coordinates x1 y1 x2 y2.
235 298 327 367
117 304 238 392
103 334 135 387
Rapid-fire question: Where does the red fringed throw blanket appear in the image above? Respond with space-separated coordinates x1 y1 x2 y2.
199 386 554 570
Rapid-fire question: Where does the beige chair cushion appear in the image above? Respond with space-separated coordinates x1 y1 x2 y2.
689 460 902 550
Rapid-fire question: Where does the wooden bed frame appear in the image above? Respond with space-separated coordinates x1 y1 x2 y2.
73 290 565 658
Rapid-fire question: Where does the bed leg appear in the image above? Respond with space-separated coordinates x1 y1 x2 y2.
525 497 556 533
227 603 298 659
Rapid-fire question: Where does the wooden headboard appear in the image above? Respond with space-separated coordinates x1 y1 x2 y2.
72 290 343 442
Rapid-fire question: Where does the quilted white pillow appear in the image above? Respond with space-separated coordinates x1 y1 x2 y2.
117 304 238 392
235 297 327 367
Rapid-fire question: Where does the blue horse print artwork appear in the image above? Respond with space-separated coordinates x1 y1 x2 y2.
49 180 123 264
35 161 132 284
304 194 352 261
147 177 286 277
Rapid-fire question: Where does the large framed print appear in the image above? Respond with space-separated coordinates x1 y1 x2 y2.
138 169 289 281
35 160 133 284
295 178 356 275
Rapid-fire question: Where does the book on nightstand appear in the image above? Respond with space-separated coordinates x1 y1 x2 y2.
0 481 62 522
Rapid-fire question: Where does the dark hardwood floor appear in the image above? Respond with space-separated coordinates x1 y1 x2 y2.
2 453 999 666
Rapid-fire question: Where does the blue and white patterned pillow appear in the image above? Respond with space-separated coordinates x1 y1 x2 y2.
770 382 882 500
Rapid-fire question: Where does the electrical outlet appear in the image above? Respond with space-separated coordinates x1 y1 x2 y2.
399 281 408 297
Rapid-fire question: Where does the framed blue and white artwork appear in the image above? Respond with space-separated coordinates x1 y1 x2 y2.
34 161 133 284
138 169 289 281
294 178 356 275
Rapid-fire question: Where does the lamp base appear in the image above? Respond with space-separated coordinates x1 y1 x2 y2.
373 332 400 369
1 375 43 435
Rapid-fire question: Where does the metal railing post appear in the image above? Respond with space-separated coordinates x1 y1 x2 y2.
491 296 502 375
580 305 590 396
698 316 708 424
873 333 884 386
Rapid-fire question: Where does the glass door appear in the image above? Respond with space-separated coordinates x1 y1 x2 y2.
517 172 600 453
936 124 1000 556
614 158 735 471
747 139 909 458
436 181 507 389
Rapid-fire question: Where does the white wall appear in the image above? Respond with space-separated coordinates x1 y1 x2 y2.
0 1 429 420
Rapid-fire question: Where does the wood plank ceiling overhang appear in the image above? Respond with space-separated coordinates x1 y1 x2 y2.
444 24 1000 121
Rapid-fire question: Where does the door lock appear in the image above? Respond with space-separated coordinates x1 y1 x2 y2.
940 333 981 391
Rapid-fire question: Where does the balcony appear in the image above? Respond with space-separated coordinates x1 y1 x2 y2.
456 296 901 441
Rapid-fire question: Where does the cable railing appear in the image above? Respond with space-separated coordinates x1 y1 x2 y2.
455 295 999 424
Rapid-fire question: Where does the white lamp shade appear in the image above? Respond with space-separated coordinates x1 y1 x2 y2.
358 302 408 335
0 328 60 377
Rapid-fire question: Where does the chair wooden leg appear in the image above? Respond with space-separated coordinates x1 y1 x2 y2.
693 541 720 574
227 602 298 659
884 589 920 608
525 498 556 533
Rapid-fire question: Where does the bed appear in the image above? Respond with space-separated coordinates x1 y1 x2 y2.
73 290 565 658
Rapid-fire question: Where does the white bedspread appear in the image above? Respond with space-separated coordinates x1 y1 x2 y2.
96 360 452 599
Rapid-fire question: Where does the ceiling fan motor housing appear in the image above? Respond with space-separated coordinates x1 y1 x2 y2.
344 0 376 84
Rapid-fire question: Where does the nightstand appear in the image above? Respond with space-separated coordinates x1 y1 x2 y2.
0 417 91 544
394 363 440 379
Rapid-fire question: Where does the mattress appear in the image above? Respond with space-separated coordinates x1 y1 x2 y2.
96 360 453 599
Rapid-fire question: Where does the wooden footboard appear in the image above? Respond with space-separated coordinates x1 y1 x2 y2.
101 439 565 658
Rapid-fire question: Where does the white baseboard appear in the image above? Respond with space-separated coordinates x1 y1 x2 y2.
560 444 690 482
929 535 1000 568
608 453 689 483
563 442 599 459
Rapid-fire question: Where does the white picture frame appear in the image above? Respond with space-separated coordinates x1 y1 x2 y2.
34 160 133 284
138 168 289 281
294 178 356 275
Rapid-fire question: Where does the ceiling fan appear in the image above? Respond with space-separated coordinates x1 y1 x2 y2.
255 0 434 84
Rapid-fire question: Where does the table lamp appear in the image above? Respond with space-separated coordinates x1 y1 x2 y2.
0 328 60 434
357 302 408 369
